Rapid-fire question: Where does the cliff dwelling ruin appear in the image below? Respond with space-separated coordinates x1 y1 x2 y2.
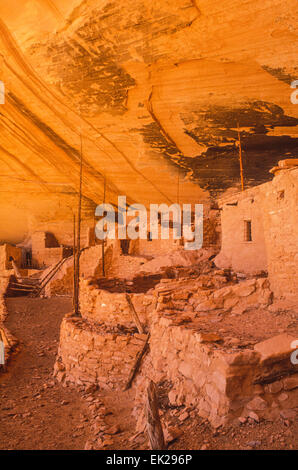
0 0 297 453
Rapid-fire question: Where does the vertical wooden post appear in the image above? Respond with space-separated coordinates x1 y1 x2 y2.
0 328 5 371
72 213 77 311
237 122 244 192
74 135 83 316
145 380 166 450
125 293 144 334
102 176 106 277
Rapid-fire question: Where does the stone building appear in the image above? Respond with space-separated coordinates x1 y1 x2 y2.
215 162 298 304
31 231 72 268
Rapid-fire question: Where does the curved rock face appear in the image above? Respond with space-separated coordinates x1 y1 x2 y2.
0 0 297 241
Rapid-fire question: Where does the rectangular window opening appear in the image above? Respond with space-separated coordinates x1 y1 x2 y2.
244 220 252 242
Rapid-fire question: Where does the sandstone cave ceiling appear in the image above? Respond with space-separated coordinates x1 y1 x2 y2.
0 0 297 211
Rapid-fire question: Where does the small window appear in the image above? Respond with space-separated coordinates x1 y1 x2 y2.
244 220 252 242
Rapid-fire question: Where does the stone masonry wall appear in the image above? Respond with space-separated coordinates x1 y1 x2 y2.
129 234 182 258
44 245 106 297
55 271 298 428
216 167 298 302
54 317 148 389
0 276 9 322
134 314 298 429
31 231 71 268
0 244 23 271
0 276 18 367
215 187 268 274
261 168 298 303
79 280 155 328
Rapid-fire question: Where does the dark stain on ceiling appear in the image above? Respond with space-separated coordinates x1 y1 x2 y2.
181 136 298 195
136 101 298 195
45 38 136 115
261 66 298 86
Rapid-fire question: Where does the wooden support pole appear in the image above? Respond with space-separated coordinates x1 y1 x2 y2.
9 286 35 294
237 122 244 192
0 328 5 371
145 380 166 450
125 293 144 334
74 135 83 316
124 333 150 391
102 177 106 277
73 213 77 311
35 258 68 297
36 259 63 290
9 283 34 290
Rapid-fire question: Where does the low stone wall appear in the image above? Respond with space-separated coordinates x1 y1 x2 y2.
0 276 18 368
0 276 10 322
80 280 155 328
133 314 298 428
54 317 148 389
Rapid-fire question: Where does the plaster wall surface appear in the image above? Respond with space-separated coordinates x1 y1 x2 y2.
215 168 298 302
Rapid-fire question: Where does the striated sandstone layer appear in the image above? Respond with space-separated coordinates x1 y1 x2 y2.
0 1 297 241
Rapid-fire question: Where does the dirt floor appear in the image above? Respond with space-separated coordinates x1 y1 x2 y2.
0 297 139 451
0 297 297 450
0 297 91 450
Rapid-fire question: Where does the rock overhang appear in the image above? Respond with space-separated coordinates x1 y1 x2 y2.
0 0 297 241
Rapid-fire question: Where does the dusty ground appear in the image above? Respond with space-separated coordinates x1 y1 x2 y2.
167 408 298 451
0 297 90 450
0 297 297 451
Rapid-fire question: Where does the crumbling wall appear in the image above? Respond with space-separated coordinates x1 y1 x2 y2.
44 245 107 297
31 231 71 268
43 241 123 296
105 254 150 279
0 244 23 271
128 209 221 257
129 234 182 258
55 276 297 429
